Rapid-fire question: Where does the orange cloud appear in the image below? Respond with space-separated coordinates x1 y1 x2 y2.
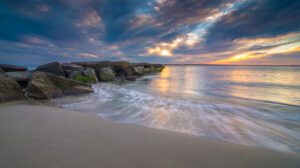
146 33 199 56
211 33 300 64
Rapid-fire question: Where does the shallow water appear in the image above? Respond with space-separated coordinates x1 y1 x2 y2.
57 66 300 152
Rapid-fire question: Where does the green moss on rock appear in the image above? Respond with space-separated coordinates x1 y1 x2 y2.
74 75 97 83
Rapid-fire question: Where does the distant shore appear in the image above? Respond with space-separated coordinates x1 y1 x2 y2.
1 101 299 168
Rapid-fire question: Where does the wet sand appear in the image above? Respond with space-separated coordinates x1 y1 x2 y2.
0 102 299 168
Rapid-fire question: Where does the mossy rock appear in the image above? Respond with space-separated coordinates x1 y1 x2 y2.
74 75 97 83
26 71 93 99
98 67 115 81
0 72 24 102
69 68 98 83
132 66 144 76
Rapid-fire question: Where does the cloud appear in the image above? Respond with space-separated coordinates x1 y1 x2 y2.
0 0 299 65
78 53 99 58
206 0 300 44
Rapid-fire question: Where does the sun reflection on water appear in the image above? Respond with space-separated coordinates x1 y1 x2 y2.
149 66 300 106
223 67 300 105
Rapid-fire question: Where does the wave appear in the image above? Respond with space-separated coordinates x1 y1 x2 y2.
57 83 300 153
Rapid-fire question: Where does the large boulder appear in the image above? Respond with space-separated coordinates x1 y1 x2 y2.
69 68 98 83
26 71 93 99
112 61 129 76
36 62 65 77
97 67 115 82
62 63 83 71
0 64 27 72
0 72 24 102
62 63 84 77
132 66 144 76
5 71 32 88
61 63 84 76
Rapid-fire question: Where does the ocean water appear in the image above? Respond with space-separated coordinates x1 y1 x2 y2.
56 66 300 152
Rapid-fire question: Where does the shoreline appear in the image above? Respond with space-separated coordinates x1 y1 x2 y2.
1 101 300 168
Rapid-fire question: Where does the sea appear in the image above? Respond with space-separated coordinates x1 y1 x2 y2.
56 65 300 153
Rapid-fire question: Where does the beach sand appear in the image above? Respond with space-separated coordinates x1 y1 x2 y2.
0 102 299 168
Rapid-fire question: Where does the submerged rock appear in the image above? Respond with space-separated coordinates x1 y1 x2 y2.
5 71 32 88
26 71 93 99
0 64 27 72
97 67 115 82
0 72 24 102
36 62 65 77
69 68 98 83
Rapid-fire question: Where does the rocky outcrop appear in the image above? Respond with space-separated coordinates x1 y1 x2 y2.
5 71 32 88
0 64 27 72
0 72 24 102
26 71 93 99
97 67 115 81
36 62 65 77
69 68 98 83
0 61 165 103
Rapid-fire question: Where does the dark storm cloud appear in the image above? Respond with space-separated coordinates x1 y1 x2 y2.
0 0 87 42
0 0 235 44
92 0 233 43
206 0 300 44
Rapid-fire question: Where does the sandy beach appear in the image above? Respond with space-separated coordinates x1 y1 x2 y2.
0 102 300 168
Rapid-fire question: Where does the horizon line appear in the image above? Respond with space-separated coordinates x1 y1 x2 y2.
165 64 300 67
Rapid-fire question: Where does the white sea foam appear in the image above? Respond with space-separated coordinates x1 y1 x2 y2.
58 82 300 153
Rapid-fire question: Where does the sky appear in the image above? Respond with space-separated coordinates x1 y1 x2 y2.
0 0 300 66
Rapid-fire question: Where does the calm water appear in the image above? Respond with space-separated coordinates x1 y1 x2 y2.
57 66 300 152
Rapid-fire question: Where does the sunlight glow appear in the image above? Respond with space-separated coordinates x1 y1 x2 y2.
146 34 199 56
212 34 300 64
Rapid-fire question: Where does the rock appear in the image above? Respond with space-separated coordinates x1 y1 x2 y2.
69 68 98 83
121 67 138 81
26 71 93 99
132 66 144 76
73 61 164 80
73 61 129 76
97 67 115 82
83 68 98 82
62 63 84 77
153 64 165 72
125 75 137 81
36 62 65 77
5 71 32 88
0 64 27 72
62 63 83 72
112 61 129 76
73 61 113 69
0 72 24 102
144 64 165 74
